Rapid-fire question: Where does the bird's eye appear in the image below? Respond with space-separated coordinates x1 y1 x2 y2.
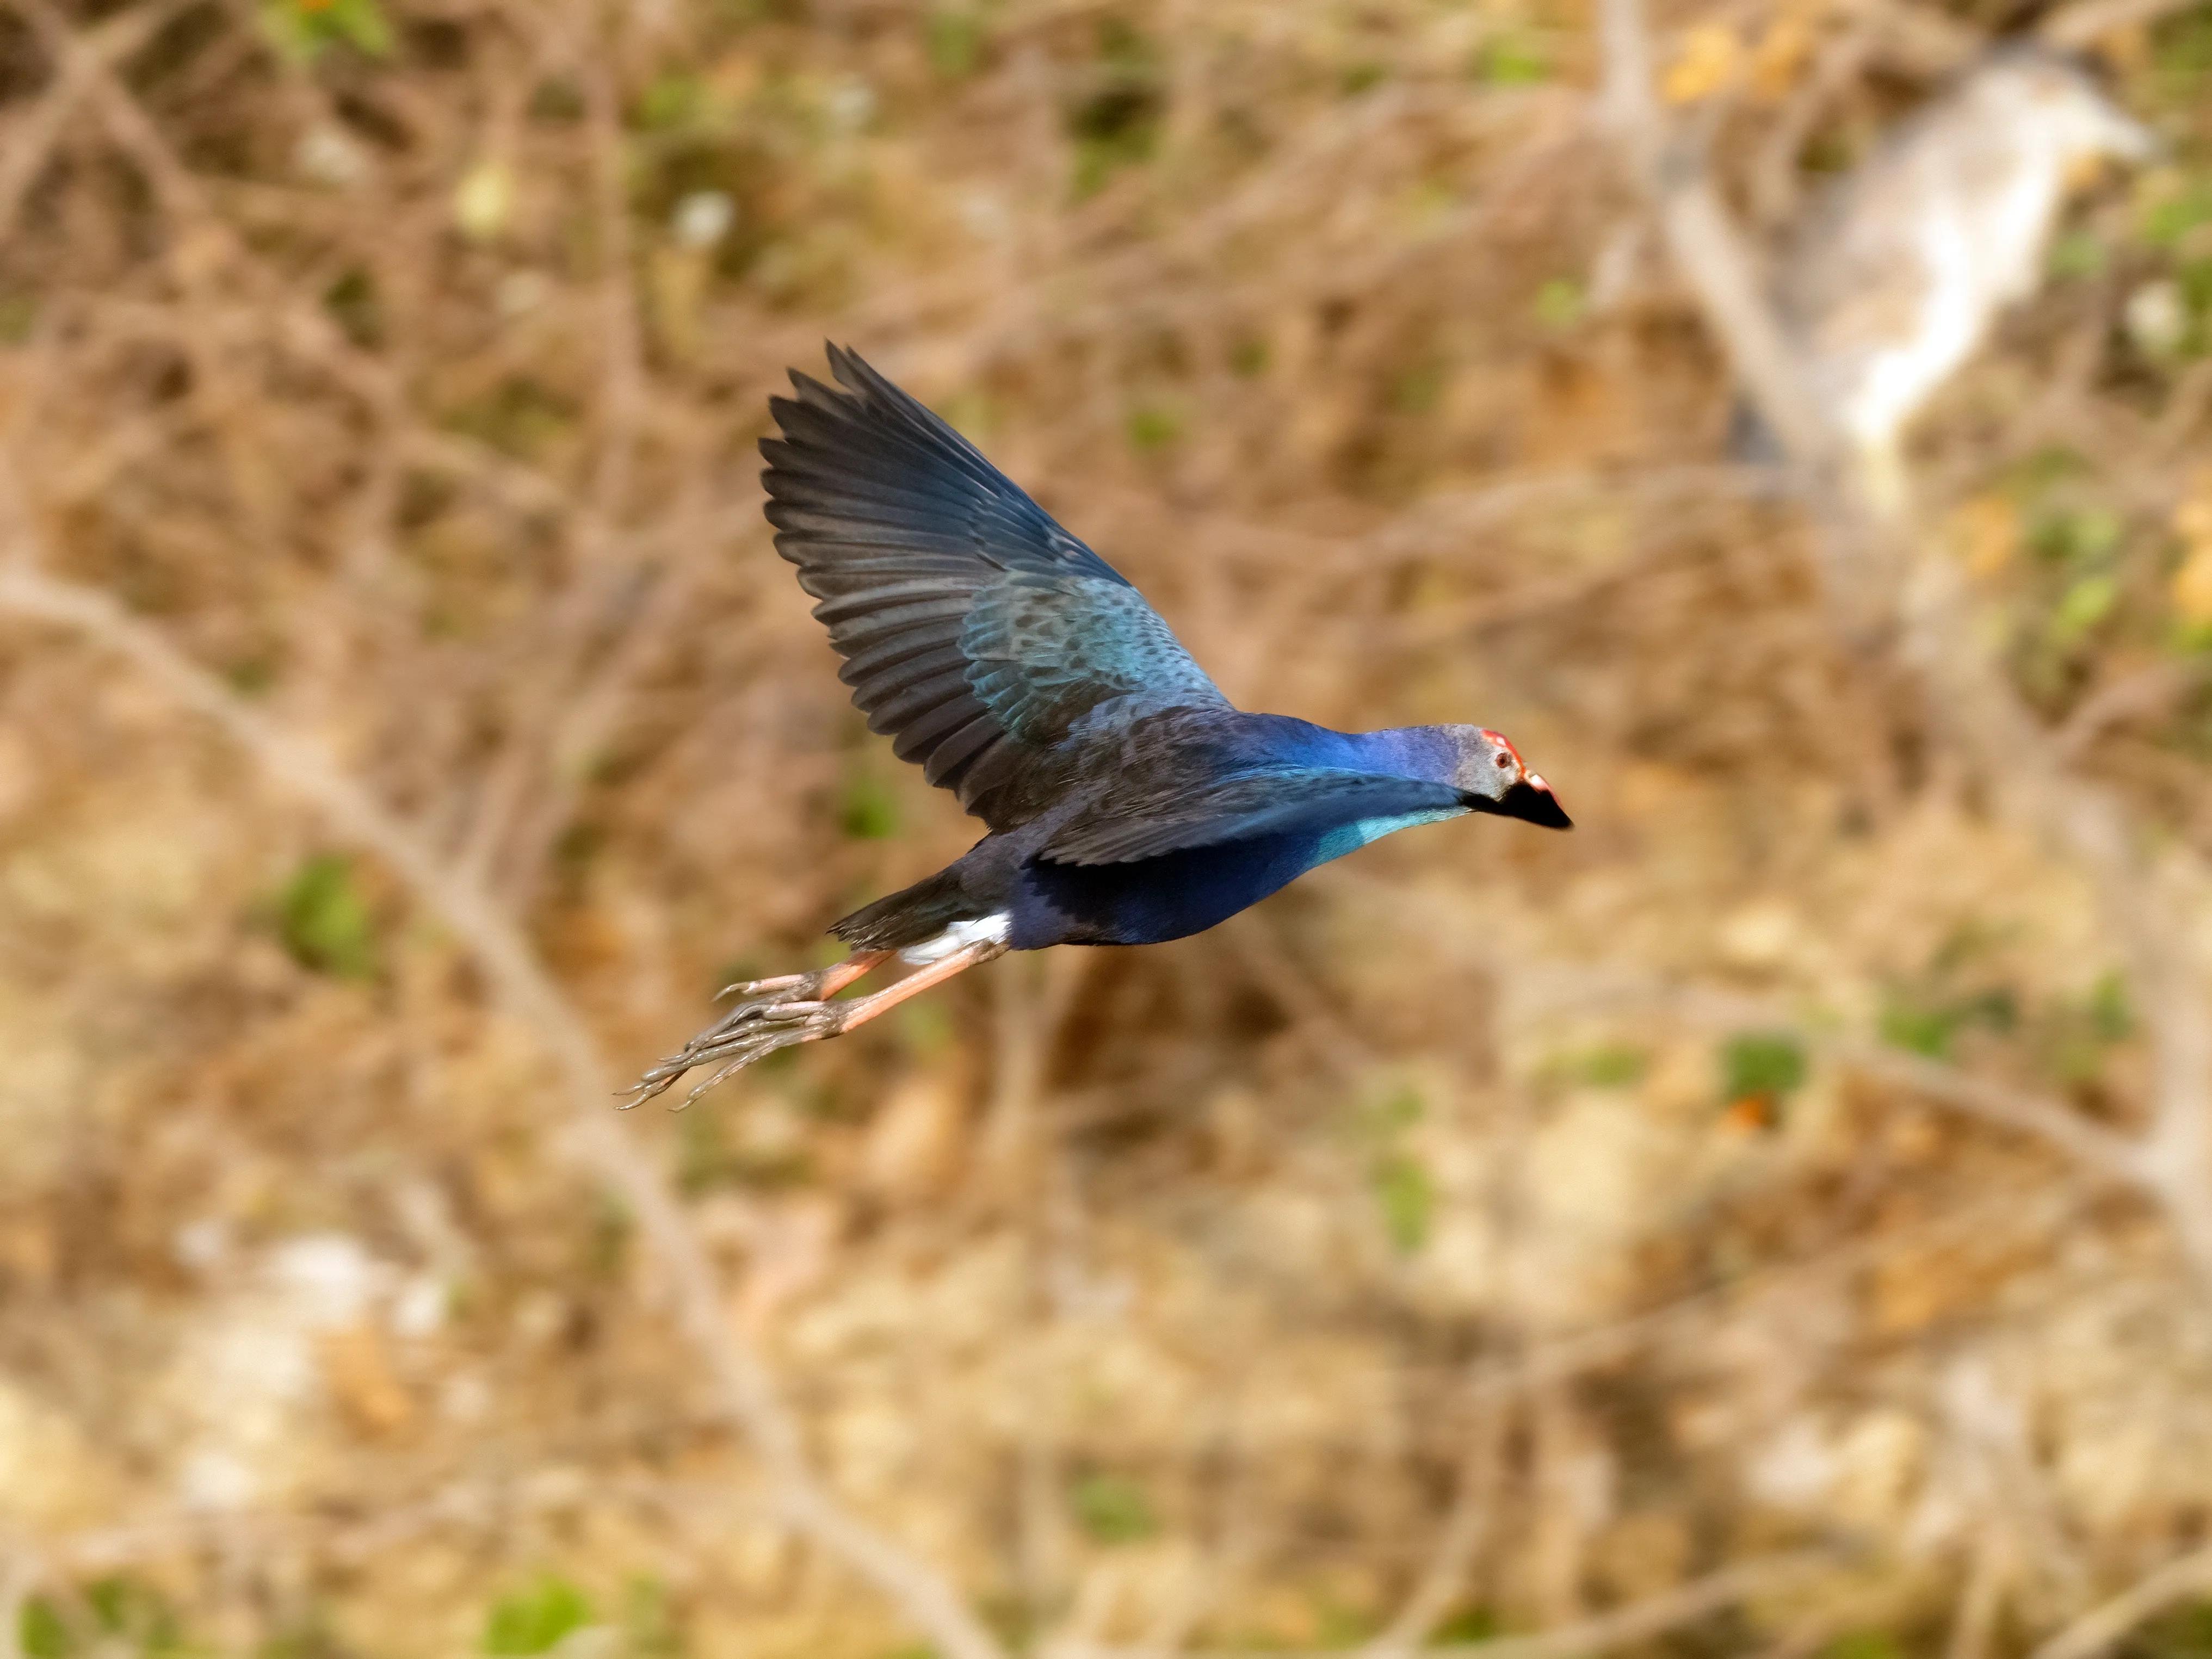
1496 753 1514 767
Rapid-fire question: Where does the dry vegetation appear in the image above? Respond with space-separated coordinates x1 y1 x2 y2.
4 0 2212 1654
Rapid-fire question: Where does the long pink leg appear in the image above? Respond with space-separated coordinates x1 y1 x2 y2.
804 940 1003 1036
716 951 887 1002
625 942 1005 1108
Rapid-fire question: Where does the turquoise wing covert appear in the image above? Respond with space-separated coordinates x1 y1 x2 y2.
762 344 1228 832
1037 768 1466 865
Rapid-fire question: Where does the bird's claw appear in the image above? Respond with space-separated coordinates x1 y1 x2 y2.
622 982 851 1110
714 965 836 1001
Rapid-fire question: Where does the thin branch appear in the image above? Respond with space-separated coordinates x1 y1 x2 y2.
1595 0 1838 476
2057 663 2208 758
1058 1550 1837 1659
0 0 191 233
0 565 1009 1659
2041 0 2209 49
1528 961 2151 1187
1358 1408 1507 1659
2029 1545 2212 1659
1824 1039 2148 1185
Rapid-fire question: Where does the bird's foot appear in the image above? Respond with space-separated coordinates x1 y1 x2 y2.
620 940 1006 1111
622 952 889 1110
624 999 854 1110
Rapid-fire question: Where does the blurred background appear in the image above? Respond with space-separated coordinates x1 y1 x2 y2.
4 0 2212 1654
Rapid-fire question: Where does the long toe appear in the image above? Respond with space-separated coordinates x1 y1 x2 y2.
666 1010 844 1108
623 1001 849 1110
716 970 813 999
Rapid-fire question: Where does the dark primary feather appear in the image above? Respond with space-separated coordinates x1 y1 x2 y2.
1038 767 1466 866
763 344 1227 830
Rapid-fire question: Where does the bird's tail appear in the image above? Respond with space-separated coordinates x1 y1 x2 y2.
829 866 983 952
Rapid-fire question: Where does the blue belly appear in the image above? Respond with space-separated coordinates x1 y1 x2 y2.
1006 806 1464 948
1009 831 1332 948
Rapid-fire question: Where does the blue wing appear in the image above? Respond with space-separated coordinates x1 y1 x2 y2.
1038 767 1467 866
763 344 1228 830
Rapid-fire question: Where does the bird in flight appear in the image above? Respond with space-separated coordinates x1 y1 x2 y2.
627 346 1570 1106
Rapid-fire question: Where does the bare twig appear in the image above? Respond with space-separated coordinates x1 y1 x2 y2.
2028 1544 2212 1659
1824 1039 2147 1184
2058 663 2209 758
0 565 1009 1659
1358 1408 1507 1659
1595 0 1837 478
1058 1550 1838 1659
0 0 191 233
2041 0 2210 50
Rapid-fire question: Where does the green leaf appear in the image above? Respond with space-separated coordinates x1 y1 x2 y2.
1880 1001 1959 1059
840 771 900 840
2030 505 2124 565
84 1577 185 1650
20 1598 71 1659
277 853 377 980
2089 972 2134 1043
1475 33 1549 84
1067 20 1162 197
1126 406 1182 451
1822 1633 1905 1659
1574 1043 1648 1087
484 1577 594 1656
1071 1473 1157 1544
260 0 391 63
1534 277 1585 329
638 73 707 131
326 0 392 55
2048 229 2108 280
1368 1083 1424 1132
925 9 988 78
1433 1607 1499 1643
1720 1032 1806 1101
0 293 38 345
2142 179 2212 249
2053 572 2121 643
1390 360 1445 413
323 268 382 350
1371 1150 1435 1253
2133 1595 2212 1658
620 1577 684 1658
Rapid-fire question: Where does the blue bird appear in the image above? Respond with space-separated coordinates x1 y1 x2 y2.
627 346 1570 1105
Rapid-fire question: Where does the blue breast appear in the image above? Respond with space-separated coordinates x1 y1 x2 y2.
1311 808 1467 865
1009 804 1466 949
1009 831 1323 946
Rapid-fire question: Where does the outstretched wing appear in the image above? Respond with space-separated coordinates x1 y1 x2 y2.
763 344 1228 830
1039 767 1466 866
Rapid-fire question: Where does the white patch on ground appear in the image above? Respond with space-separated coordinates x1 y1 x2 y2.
899 912 1010 965
158 1233 397 1511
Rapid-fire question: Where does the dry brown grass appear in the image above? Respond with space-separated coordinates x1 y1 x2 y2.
3 0 2212 1654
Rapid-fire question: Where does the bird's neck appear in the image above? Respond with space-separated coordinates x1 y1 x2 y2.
1336 723 1463 784
1234 714 1464 784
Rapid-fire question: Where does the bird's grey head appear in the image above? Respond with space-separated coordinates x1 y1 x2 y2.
1445 726 1572 830
1968 52 2160 166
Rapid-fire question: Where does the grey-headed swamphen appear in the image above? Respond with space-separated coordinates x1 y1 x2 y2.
628 345 1569 1105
